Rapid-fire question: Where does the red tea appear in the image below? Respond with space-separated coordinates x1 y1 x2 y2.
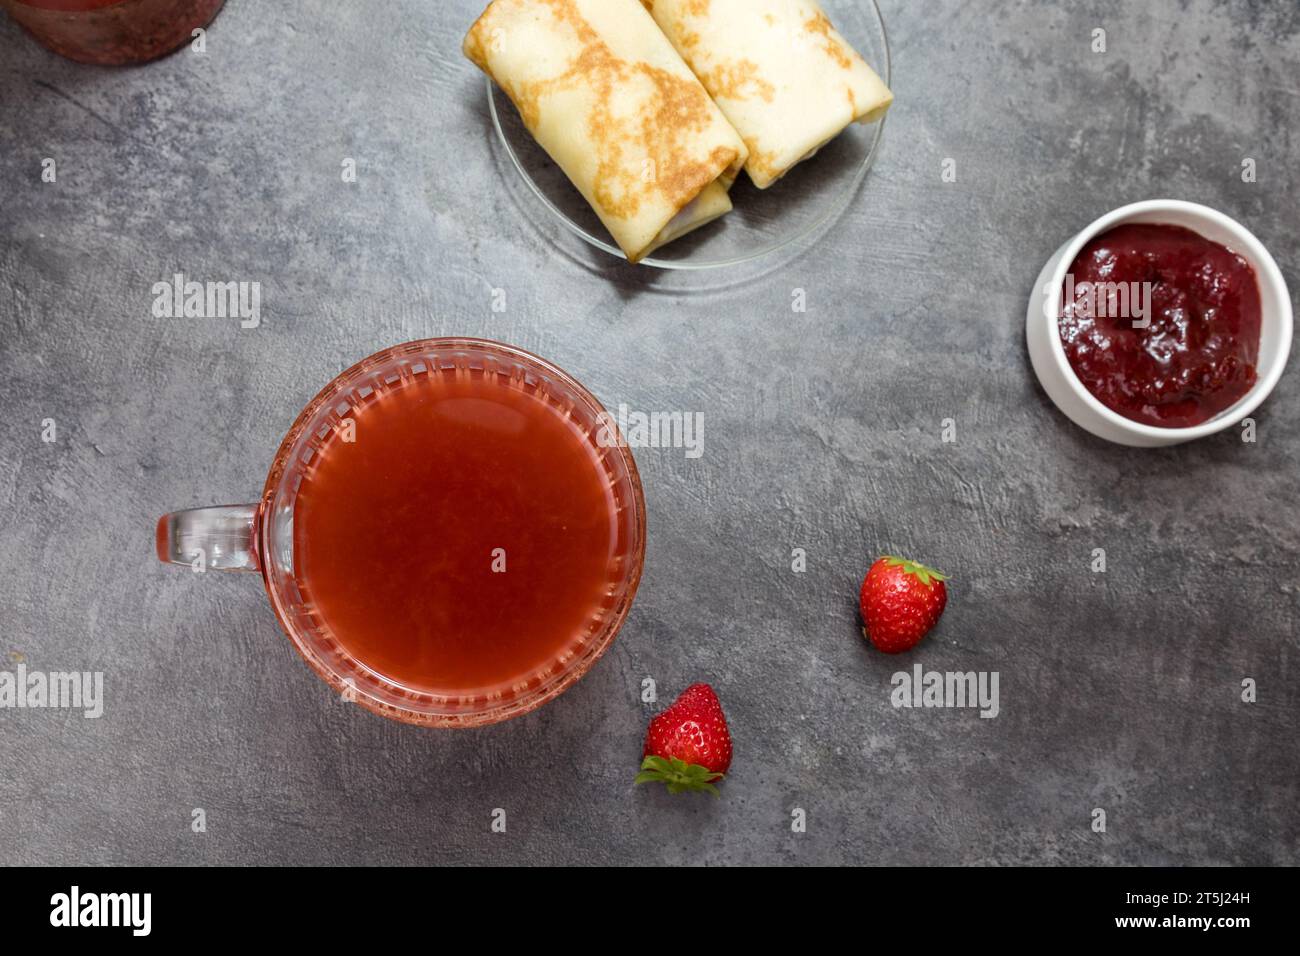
3 0 226 65
292 367 624 699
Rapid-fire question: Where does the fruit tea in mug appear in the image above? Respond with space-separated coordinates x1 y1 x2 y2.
157 339 646 726
1 0 226 65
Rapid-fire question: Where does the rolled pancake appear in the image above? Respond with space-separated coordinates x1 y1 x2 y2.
464 0 749 263
644 0 893 189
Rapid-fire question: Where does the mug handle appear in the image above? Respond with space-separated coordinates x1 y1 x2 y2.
155 505 261 572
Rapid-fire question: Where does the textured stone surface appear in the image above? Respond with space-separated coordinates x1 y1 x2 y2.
0 0 1296 866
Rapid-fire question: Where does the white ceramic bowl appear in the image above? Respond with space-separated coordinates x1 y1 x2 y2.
1026 200 1293 447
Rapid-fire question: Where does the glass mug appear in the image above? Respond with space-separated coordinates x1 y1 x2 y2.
1 0 225 65
156 339 647 727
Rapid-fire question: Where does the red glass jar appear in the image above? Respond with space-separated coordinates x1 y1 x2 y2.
1 0 225 65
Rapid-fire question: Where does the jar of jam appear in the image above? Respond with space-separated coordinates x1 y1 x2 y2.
1 0 225 65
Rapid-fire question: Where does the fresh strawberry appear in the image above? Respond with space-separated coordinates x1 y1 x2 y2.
859 556 949 653
636 683 732 795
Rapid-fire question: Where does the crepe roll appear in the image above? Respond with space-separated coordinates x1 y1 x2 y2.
644 0 894 189
464 0 749 263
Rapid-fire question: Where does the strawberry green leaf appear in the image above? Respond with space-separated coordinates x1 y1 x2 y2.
883 556 948 586
635 755 724 796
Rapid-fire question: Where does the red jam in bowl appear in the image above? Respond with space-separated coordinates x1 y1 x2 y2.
1058 223 1262 429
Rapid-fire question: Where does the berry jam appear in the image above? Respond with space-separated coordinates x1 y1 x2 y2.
1058 223 1261 429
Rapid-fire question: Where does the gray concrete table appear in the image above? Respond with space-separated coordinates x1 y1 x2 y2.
1 0 1296 866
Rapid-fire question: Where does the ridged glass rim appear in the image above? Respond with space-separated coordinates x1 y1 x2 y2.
257 338 648 727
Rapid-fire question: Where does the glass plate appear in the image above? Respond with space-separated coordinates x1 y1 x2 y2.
487 0 891 271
